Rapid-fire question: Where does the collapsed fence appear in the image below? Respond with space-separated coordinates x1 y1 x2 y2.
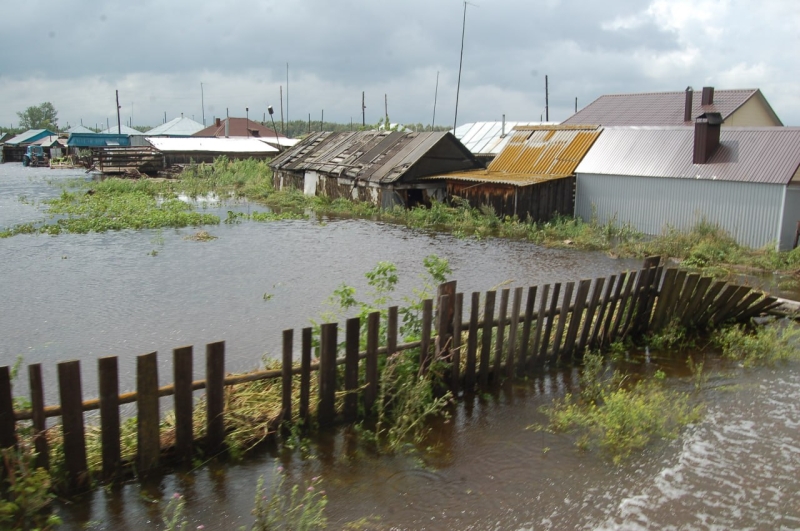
0 256 782 491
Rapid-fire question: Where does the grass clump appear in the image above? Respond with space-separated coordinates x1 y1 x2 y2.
0 445 62 530
542 352 701 463
714 321 800 367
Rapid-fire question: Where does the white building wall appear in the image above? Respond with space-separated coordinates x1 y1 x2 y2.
575 173 786 250
780 185 800 250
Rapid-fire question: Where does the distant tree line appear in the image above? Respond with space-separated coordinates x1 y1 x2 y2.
267 118 451 138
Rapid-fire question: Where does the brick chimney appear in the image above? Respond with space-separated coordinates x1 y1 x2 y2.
684 87 693 122
215 117 221 127
693 112 723 164
701 86 714 106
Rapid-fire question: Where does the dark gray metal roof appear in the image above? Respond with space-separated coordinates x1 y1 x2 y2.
270 131 481 184
576 126 800 185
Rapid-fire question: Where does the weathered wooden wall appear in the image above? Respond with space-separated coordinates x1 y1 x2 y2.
448 176 575 222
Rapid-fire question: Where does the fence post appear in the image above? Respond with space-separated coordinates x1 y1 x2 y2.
173 346 194 463
364 312 380 415
28 364 48 469
58 360 89 491
98 356 121 480
344 318 360 422
420 299 433 373
551 281 574 365
518 286 537 375
206 341 226 456
479 291 496 388
465 292 480 392
282 329 294 424
436 294 451 362
300 328 312 424
137 352 160 475
531 284 550 369
451 293 464 395
318 323 338 427
493 289 510 381
506 287 523 379
0 366 15 451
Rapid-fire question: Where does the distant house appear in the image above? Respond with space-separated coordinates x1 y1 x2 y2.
146 137 278 165
68 133 131 148
270 131 483 208
452 120 553 163
146 117 205 137
66 125 96 134
429 125 601 222
2 129 58 162
563 86 782 127
195 117 285 139
574 116 800 250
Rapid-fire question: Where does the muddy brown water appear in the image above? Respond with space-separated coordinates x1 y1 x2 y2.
2 164 799 530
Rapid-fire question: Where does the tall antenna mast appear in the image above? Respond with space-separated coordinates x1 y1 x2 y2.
432 71 439 130
453 1 474 131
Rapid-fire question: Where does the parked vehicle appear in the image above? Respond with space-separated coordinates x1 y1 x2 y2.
22 145 48 167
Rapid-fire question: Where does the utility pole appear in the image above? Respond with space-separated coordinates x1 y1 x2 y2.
575 97 577 113
384 94 388 127
246 107 249 137
454 1 471 132
280 85 285 136
308 113 311 134
286 63 289 133
432 71 439 130
362 91 366 127
545 75 549 122
115 90 121 134
321 109 324 131
201 82 205 126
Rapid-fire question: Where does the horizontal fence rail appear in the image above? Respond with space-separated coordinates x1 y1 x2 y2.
0 258 781 491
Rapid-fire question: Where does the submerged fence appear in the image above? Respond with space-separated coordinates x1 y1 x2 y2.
0 257 781 491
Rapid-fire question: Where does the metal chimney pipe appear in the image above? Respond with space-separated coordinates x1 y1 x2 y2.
684 87 693 123
502 114 505 136
225 108 229 138
701 86 714 106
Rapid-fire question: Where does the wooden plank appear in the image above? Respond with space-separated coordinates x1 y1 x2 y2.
631 265 661 335
437 281 457 341
493 289 510 381
28 364 48 469
673 273 701 324
365 312 380 414
318 323 338 427
206 341 226 456
420 299 433 372
650 268 678 332
282 329 294 423
563 279 591 358
137 352 160 474
660 270 687 331
619 269 647 339
451 293 464 395
479 290 496 388
577 277 604 356
465 292 480 392
436 294 452 363
98 356 121 479
300 327 312 423
530 284 549 369
711 285 753 326
173 346 193 464
737 295 778 320
344 318 360 423
387 306 398 355
610 272 637 341
728 291 765 322
691 280 727 326
540 283 561 362
641 266 664 331
600 272 626 346
550 282 574 365
518 286 537 375
589 275 616 349
0 366 16 450
506 287 523 379
58 360 89 491
680 276 712 327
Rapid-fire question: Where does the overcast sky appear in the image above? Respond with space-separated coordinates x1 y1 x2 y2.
2 0 798 131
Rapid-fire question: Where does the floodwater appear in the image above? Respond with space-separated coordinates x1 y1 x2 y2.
2 164 799 530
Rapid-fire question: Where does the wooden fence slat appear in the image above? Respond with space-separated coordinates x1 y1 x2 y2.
630 264 661 335
577 277 604 357
601 272 626 346
465 292 480 392
28 364 48 469
318 323 338 427
451 293 464 395
420 299 433 372
58 360 88 491
300 327 312 423
479 290 496 388
540 283 561 362
436 294 452 362
506 287 523 379
282 329 294 423
551 281 574 364
692 280 727 326
651 268 678 332
615 271 640 340
437 281 457 342
641 266 664 331
0 366 16 450
673 273 701 324
98 356 121 479
493 289 510 381
610 272 637 341
662 270 687 330
365 312 380 414
563 279 591 358
344 318 360 423
173 347 193 464
589 275 616 348
737 295 778 320
137 352 160 474
387 306 398 356
728 291 765 322
621 267 653 338
531 284 550 369
518 286 537 375
711 285 753 326
680 276 712 327
206 341 226 455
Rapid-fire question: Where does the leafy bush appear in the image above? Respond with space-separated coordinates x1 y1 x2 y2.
715 321 800 367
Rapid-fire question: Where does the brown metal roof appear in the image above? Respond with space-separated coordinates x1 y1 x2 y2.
269 131 482 184
193 117 286 139
575 126 800 185
431 125 600 186
562 89 780 126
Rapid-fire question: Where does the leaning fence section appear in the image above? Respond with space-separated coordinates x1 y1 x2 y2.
0 258 780 491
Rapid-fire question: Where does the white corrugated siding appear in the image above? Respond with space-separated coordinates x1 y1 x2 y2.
576 173 786 250
780 186 800 250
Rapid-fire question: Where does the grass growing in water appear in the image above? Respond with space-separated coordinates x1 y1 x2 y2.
714 320 800 367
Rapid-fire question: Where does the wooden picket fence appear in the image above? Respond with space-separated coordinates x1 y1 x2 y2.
0 257 781 491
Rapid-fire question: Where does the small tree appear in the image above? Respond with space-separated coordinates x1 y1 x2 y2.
16 102 58 131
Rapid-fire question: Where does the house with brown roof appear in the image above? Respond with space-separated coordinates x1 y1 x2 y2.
427 125 601 222
574 115 800 250
563 86 782 127
194 117 287 144
270 130 482 208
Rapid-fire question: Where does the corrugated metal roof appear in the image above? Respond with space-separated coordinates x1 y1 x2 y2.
146 137 278 153
256 137 300 148
575 126 800 185
100 124 146 135
562 89 778 126
193 118 286 139
270 131 481 184
6 129 56 145
66 125 95 134
452 121 554 155
146 117 205 136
